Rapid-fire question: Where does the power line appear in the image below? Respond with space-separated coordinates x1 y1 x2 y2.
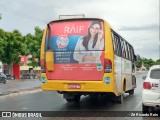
0 3 47 24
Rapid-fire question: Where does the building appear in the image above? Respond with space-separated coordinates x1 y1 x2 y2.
20 55 41 75
0 56 40 79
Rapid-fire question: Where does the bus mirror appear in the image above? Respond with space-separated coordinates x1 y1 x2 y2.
46 51 54 71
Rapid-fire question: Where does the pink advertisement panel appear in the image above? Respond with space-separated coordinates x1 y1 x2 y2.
46 20 105 80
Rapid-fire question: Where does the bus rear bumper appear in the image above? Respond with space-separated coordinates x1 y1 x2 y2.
41 80 114 93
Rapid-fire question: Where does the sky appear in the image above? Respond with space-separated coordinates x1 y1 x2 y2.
0 0 159 60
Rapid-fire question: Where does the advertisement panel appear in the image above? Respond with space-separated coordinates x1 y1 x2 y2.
46 20 105 80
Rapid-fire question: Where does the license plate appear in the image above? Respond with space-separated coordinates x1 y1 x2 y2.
68 84 81 89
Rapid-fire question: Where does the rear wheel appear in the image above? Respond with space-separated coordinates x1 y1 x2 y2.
116 94 124 104
128 89 134 95
74 95 81 102
142 104 149 114
66 95 81 103
66 99 74 102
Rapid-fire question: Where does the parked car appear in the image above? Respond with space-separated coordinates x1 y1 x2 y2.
21 73 30 79
142 65 160 113
30 73 39 79
0 72 7 84
6 74 15 80
21 73 39 79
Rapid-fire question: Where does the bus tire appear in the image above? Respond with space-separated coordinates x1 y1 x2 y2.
128 89 134 95
74 95 81 102
66 95 80 103
89 94 98 98
132 75 136 87
66 98 74 102
116 94 124 104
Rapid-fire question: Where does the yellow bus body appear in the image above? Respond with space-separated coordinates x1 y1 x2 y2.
40 18 136 98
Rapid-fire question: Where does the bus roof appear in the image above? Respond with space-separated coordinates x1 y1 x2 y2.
48 18 107 24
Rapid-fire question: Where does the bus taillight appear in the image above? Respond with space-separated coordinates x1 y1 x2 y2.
40 59 46 73
104 58 112 73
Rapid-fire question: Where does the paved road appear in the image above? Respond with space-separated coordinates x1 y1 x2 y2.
0 79 40 95
0 71 159 120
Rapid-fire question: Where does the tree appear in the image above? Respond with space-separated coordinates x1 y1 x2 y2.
0 30 27 65
141 58 156 70
0 29 7 60
135 56 158 70
135 56 142 68
156 59 160 65
25 26 44 67
136 59 142 68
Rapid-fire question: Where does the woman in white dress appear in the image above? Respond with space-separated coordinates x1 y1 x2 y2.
73 20 104 63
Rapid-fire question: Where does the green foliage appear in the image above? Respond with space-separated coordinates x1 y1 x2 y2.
136 56 159 70
156 59 160 65
0 29 27 65
136 59 142 68
24 26 44 67
0 29 7 57
142 58 156 70
0 26 43 68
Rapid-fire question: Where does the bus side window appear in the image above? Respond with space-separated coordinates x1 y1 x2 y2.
130 47 135 72
120 39 123 57
123 41 128 59
117 36 122 57
121 40 126 58
126 43 131 60
130 46 134 61
111 33 116 53
112 33 121 57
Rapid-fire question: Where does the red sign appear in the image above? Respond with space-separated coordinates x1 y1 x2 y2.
20 56 27 64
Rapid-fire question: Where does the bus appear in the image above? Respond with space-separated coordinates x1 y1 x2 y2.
40 18 137 103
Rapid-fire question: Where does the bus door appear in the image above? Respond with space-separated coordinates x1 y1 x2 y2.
114 56 122 93
113 34 122 93
45 19 105 81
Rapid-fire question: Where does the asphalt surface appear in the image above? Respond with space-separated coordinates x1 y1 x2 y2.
0 79 41 96
0 71 159 120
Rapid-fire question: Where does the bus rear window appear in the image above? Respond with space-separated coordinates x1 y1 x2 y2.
46 19 104 52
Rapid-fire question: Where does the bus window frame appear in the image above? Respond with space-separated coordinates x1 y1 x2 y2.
111 29 135 61
120 38 126 58
126 43 131 61
130 46 134 62
111 31 122 57
123 41 129 60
